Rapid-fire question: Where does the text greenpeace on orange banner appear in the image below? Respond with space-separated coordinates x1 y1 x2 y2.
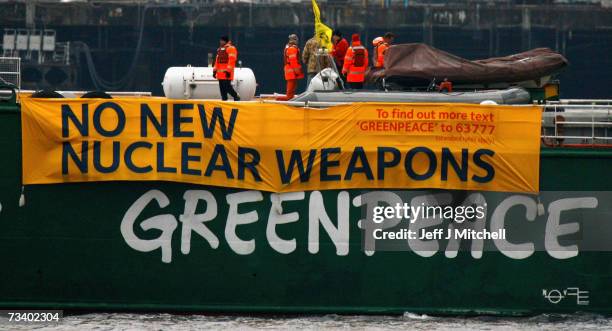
21 98 541 193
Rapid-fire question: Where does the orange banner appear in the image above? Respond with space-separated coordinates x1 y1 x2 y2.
21 97 542 193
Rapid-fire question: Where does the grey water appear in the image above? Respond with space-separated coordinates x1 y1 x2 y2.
2 312 612 331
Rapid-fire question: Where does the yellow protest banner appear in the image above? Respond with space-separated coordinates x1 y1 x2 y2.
21 97 542 193
312 0 333 50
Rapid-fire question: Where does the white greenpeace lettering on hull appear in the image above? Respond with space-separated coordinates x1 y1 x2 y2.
308 191 350 256
120 190 177 263
408 193 451 258
121 189 352 263
120 189 601 263
225 191 264 255
444 192 488 259
353 191 403 256
267 192 304 254
545 198 598 259
180 190 219 254
491 195 537 259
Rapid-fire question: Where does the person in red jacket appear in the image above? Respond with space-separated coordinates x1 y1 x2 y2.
276 34 304 101
342 33 368 89
213 36 240 101
331 30 349 72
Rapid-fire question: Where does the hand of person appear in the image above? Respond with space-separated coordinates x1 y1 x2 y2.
213 71 217 78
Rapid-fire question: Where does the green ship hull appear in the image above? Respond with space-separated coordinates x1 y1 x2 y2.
1 97 612 315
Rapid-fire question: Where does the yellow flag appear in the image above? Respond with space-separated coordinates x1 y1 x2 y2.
312 0 333 50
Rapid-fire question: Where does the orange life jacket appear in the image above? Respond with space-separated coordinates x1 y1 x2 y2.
438 81 453 92
374 42 388 68
342 42 368 83
283 44 304 80
372 38 383 67
214 42 237 80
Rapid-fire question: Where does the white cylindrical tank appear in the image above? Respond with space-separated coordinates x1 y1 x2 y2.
162 66 257 100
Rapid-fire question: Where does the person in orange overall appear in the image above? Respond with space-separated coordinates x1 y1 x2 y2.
276 34 304 101
437 77 453 92
342 33 368 89
373 32 395 69
213 36 240 101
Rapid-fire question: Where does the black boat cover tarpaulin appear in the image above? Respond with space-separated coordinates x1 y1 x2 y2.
367 43 568 86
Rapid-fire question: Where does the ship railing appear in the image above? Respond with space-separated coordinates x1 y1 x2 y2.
0 57 20 89
541 104 612 147
551 99 612 105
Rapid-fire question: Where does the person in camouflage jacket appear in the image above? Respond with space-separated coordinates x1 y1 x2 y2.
302 36 331 85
